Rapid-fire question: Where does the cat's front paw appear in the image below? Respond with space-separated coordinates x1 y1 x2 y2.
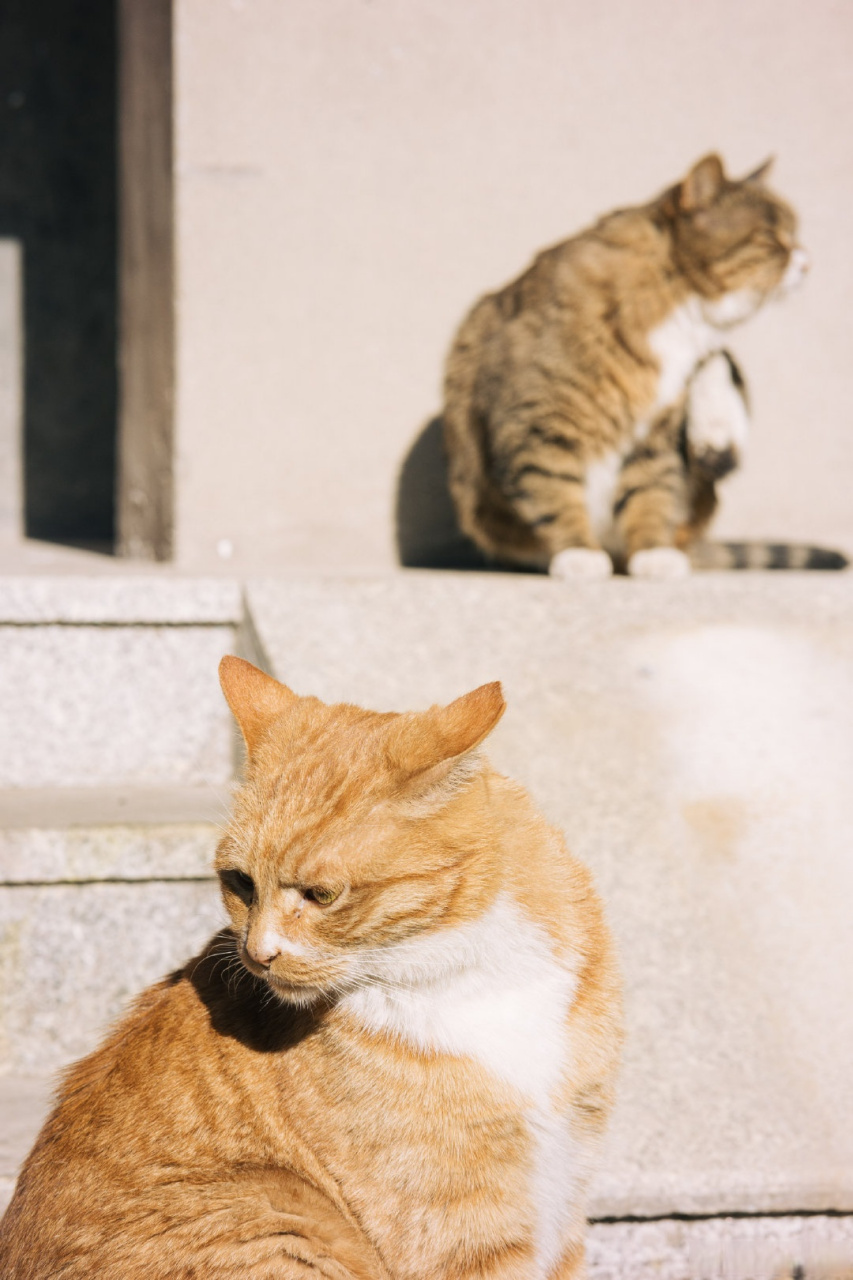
549 548 613 580
628 547 691 579
687 352 749 473
689 443 740 479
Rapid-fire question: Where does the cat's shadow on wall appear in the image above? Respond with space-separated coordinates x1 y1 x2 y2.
397 416 535 572
395 417 482 569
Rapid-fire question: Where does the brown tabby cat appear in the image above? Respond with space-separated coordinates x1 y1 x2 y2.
0 657 622 1279
443 153 847 578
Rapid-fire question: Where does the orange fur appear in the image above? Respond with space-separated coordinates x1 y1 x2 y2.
0 658 622 1279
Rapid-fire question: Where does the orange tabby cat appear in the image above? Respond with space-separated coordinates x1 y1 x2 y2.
0 657 622 1279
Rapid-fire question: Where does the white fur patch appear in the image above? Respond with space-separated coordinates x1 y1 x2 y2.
584 451 623 544
779 247 809 295
649 290 762 417
628 546 691 579
701 288 762 328
344 894 580 1275
648 298 718 412
549 546 613 580
687 353 750 456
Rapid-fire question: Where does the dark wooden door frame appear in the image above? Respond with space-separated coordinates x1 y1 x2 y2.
116 0 174 561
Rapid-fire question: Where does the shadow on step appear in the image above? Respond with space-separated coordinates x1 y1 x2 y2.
396 416 543 573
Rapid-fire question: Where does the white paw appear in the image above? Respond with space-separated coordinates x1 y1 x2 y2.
628 547 691 579
549 548 613 580
688 353 749 454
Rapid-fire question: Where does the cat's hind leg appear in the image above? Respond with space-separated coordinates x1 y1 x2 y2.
614 424 692 578
493 437 613 578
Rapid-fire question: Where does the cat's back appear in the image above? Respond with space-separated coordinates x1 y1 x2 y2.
0 944 308 1276
453 202 668 345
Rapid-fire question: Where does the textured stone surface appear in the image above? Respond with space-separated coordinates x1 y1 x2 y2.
0 820 219 883
0 1075 53 1214
587 1216 853 1280
0 574 242 623
0 880 225 1073
0 624 235 787
247 572 853 1217
0 786 228 832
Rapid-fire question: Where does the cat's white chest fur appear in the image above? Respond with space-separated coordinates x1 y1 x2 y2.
343 894 579 1277
648 295 719 413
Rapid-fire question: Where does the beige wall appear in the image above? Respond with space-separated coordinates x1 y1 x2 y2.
174 0 853 572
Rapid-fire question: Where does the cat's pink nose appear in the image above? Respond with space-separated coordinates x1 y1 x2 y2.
246 932 281 967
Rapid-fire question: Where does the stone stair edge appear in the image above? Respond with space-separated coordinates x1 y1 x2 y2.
0 787 229 882
0 574 244 624
2 567 851 622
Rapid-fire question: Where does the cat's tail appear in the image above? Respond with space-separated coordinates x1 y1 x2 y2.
689 540 849 571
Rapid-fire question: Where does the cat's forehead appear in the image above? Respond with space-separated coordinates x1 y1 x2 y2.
721 181 797 231
228 767 395 889
230 705 402 858
258 711 396 804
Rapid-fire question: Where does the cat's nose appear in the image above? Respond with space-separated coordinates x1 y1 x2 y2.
246 931 282 968
791 246 810 274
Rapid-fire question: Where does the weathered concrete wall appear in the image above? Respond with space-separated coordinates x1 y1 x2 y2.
173 0 853 572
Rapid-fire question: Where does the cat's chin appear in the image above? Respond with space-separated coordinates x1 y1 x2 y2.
265 975 334 1008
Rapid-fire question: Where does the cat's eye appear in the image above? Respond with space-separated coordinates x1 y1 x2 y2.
304 886 341 906
219 869 255 904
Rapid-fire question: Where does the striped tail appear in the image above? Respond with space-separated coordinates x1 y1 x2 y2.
689 540 850 571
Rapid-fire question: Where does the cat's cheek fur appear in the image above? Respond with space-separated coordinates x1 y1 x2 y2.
702 287 763 328
549 547 613 580
628 547 692 579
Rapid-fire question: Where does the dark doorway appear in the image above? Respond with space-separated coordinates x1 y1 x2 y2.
0 0 117 550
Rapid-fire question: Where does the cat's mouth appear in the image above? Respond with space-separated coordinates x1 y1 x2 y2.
265 974 337 1007
239 947 350 1007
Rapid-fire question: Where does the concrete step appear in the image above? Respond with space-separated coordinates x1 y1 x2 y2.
0 817 225 1074
0 574 241 1071
0 575 242 790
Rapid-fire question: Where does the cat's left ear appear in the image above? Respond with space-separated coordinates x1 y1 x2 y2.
679 153 726 211
219 655 298 756
393 682 506 784
743 156 774 186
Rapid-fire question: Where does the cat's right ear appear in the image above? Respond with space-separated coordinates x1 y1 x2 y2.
218 655 297 757
743 156 774 186
679 153 725 211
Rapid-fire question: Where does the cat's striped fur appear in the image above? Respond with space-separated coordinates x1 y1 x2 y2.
443 154 847 579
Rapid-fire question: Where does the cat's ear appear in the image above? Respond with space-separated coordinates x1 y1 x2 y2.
679 154 726 211
743 156 774 186
394 682 506 783
219 655 297 756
